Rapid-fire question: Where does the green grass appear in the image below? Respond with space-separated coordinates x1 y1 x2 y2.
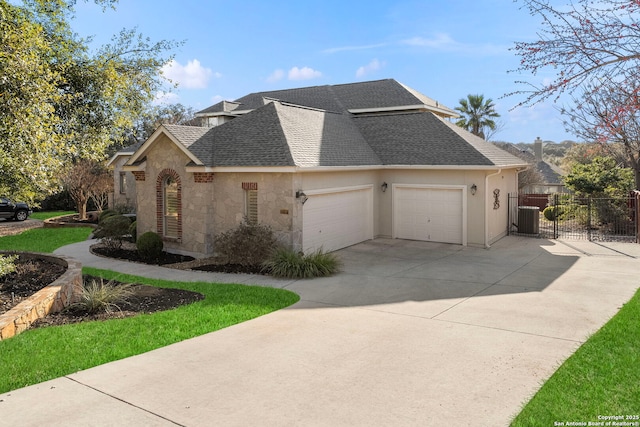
30 211 76 221
0 268 300 394
0 227 93 253
511 288 640 425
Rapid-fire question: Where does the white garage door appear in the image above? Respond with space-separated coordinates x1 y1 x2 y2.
394 186 466 245
303 186 373 253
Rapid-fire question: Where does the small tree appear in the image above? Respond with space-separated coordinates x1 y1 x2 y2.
62 160 112 220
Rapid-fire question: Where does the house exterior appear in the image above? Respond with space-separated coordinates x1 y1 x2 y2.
113 79 527 257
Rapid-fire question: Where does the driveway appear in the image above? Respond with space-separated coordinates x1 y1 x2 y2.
2 236 639 426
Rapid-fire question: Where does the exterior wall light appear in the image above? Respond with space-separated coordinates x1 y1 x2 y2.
470 184 477 195
381 182 388 192
295 190 308 204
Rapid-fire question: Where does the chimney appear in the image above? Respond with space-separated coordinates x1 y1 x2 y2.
534 137 543 162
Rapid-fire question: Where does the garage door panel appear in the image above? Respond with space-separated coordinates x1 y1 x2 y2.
303 188 373 253
394 187 464 245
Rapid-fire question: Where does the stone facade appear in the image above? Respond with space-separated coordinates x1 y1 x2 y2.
133 136 299 256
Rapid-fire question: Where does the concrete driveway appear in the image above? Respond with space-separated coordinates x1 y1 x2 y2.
2 236 639 426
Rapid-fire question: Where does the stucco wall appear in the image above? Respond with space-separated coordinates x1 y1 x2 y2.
377 169 486 245
486 169 518 245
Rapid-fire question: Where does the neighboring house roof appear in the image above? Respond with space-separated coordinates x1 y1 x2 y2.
495 142 564 184
128 80 527 170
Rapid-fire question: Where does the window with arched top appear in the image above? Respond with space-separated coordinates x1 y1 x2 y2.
164 177 179 238
156 170 181 240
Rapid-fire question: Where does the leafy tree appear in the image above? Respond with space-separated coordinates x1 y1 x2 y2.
564 156 634 197
118 103 197 151
511 0 640 106
0 0 180 203
454 94 500 140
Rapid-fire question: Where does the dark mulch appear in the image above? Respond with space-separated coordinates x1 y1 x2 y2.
192 263 265 274
90 242 265 274
1 255 204 328
32 277 204 329
0 256 66 314
91 244 195 265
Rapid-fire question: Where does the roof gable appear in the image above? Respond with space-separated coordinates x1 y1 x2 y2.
127 124 208 167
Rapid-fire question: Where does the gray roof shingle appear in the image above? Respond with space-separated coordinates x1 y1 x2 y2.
159 80 526 169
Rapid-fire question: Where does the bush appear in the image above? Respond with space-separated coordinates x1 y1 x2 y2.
543 206 563 221
137 231 163 261
215 221 277 266
0 254 18 278
95 214 132 250
262 248 341 278
69 278 134 314
98 209 118 224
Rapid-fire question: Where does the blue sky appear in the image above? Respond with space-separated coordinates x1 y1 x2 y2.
70 0 576 144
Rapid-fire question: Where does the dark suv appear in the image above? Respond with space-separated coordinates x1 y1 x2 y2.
0 198 33 221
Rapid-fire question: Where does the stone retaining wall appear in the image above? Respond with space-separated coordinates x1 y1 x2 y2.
0 252 83 340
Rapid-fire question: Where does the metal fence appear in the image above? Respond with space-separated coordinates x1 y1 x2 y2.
508 192 640 242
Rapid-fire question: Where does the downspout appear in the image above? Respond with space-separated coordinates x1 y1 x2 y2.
484 168 502 249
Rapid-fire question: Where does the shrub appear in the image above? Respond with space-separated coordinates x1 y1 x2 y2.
215 221 277 266
0 254 18 278
69 277 134 314
262 248 341 278
98 209 118 224
543 206 563 221
95 214 132 250
137 231 163 261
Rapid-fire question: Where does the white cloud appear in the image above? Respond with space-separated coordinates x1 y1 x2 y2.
210 95 224 104
161 59 218 89
403 33 460 50
356 59 385 78
288 66 322 81
267 69 285 83
402 33 507 56
323 43 388 54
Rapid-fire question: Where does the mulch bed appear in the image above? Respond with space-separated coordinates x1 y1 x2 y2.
0 256 67 315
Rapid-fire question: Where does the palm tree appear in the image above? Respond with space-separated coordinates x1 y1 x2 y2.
455 94 500 140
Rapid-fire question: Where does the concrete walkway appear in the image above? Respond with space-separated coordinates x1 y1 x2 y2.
2 236 639 426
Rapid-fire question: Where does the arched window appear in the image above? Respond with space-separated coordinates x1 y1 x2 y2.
156 169 181 240
164 176 179 238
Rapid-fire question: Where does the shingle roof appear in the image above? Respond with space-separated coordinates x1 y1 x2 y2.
197 79 456 116
157 80 527 169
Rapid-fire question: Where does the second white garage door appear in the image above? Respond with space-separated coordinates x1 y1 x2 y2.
393 185 466 245
303 185 374 253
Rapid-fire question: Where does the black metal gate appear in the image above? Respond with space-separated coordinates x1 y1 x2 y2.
508 192 640 242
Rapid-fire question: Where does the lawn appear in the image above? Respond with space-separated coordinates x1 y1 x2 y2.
30 211 76 221
511 288 640 425
0 268 299 394
0 226 93 253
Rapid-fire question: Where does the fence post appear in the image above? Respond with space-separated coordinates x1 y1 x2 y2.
553 193 558 239
636 192 640 244
587 196 592 242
